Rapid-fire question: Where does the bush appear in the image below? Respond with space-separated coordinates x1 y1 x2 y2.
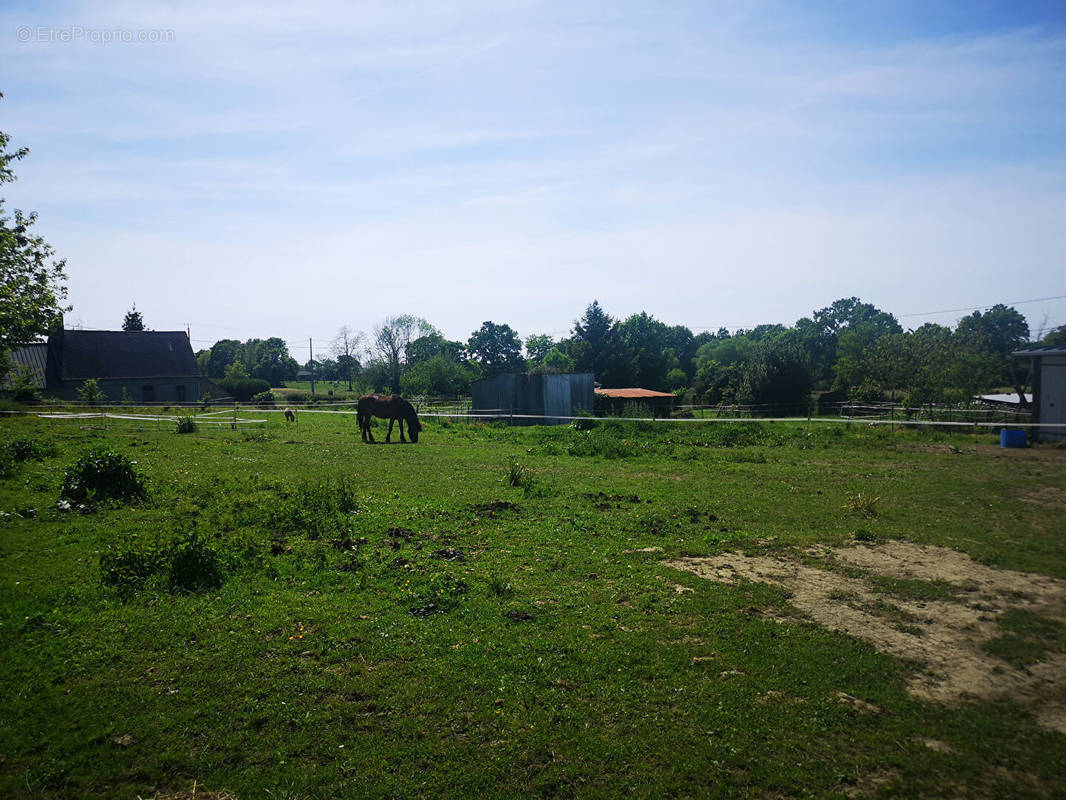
216 377 271 402
100 538 169 595
252 390 276 406
100 532 225 596
10 364 41 402
571 413 599 431
168 533 224 592
61 448 147 504
4 435 56 462
175 416 197 434
77 378 105 405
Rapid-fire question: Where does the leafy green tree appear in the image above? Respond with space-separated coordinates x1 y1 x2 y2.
249 337 298 387
313 357 340 381
666 368 688 392
537 347 574 374
1 102 70 379
618 312 679 390
524 334 555 368
567 300 631 385
799 298 901 389
737 338 812 409
467 321 524 377
206 339 242 378
122 304 145 331
374 315 437 392
954 305 1030 395
665 324 698 379
224 360 250 380
361 359 394 394
195 349 211 375
859 324 975 407
1039 324 1066 347
407 333 466 365
400 355 476 396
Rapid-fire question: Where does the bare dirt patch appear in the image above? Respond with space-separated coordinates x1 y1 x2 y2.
665 541 1066 732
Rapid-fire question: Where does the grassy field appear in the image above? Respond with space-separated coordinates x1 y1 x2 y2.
1 410 1064 798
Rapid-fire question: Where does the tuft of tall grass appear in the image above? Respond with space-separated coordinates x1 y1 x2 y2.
844 492 881 518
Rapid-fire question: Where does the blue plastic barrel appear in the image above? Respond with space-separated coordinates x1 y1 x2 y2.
1000 429 1027 448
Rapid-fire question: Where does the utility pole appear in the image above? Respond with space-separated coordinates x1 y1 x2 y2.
309 337 315 395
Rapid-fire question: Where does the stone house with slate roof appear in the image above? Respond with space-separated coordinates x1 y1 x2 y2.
41 329 205 403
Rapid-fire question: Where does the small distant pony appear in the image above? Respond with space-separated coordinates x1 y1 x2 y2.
357 394 422 444
284 407 296 423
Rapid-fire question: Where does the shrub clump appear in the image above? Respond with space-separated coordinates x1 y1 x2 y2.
60 448 147 504
217 377 271 402
175 416 197 434
268 479 363 539
100 532 225 596
0 436 57 476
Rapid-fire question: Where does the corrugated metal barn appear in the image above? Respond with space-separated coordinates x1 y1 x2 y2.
1013 345 1066 443
471 373 595 425
1 343 49 391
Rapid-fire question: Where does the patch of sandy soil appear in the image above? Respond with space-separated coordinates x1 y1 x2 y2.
664 541 1066 733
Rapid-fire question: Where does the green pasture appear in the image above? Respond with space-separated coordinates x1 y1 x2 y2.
1 411 1064 798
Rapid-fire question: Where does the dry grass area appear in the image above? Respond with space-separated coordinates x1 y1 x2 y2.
665 540 1066 733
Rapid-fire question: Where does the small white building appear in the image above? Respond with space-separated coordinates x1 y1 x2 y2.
1012 346 1066 443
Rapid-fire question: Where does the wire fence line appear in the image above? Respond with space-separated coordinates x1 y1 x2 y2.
5 406 1062 433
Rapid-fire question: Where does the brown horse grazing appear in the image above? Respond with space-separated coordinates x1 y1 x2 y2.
357 394 422 444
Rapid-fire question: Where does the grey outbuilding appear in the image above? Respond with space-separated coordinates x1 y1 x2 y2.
1012 345 1066 443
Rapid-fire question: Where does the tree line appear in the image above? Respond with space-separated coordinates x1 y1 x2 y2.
193 300 1065 408
5 103 1062 410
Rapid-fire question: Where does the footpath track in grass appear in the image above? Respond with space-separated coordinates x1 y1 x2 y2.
1 412 1065 799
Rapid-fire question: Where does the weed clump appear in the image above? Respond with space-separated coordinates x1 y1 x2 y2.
268 478 362 539
487 575 516 598
61 448 147 504
0 435 57 477
506 459 528 487
844 492 881 518
168 533 225 591
100 532 226 596
404 573 469 616
175 416 197 434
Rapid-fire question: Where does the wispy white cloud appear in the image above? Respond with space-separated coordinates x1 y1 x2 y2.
3 1 1065 341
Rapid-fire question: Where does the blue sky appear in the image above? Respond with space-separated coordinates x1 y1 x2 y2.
2 1 1064 355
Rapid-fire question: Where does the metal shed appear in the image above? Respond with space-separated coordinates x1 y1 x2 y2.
1 343 49 391
471 373 595 425
1012 345 1066 443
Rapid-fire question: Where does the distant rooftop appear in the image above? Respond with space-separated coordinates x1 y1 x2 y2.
595 388 675 399
1013 345 1066 357
976 393 1031 405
